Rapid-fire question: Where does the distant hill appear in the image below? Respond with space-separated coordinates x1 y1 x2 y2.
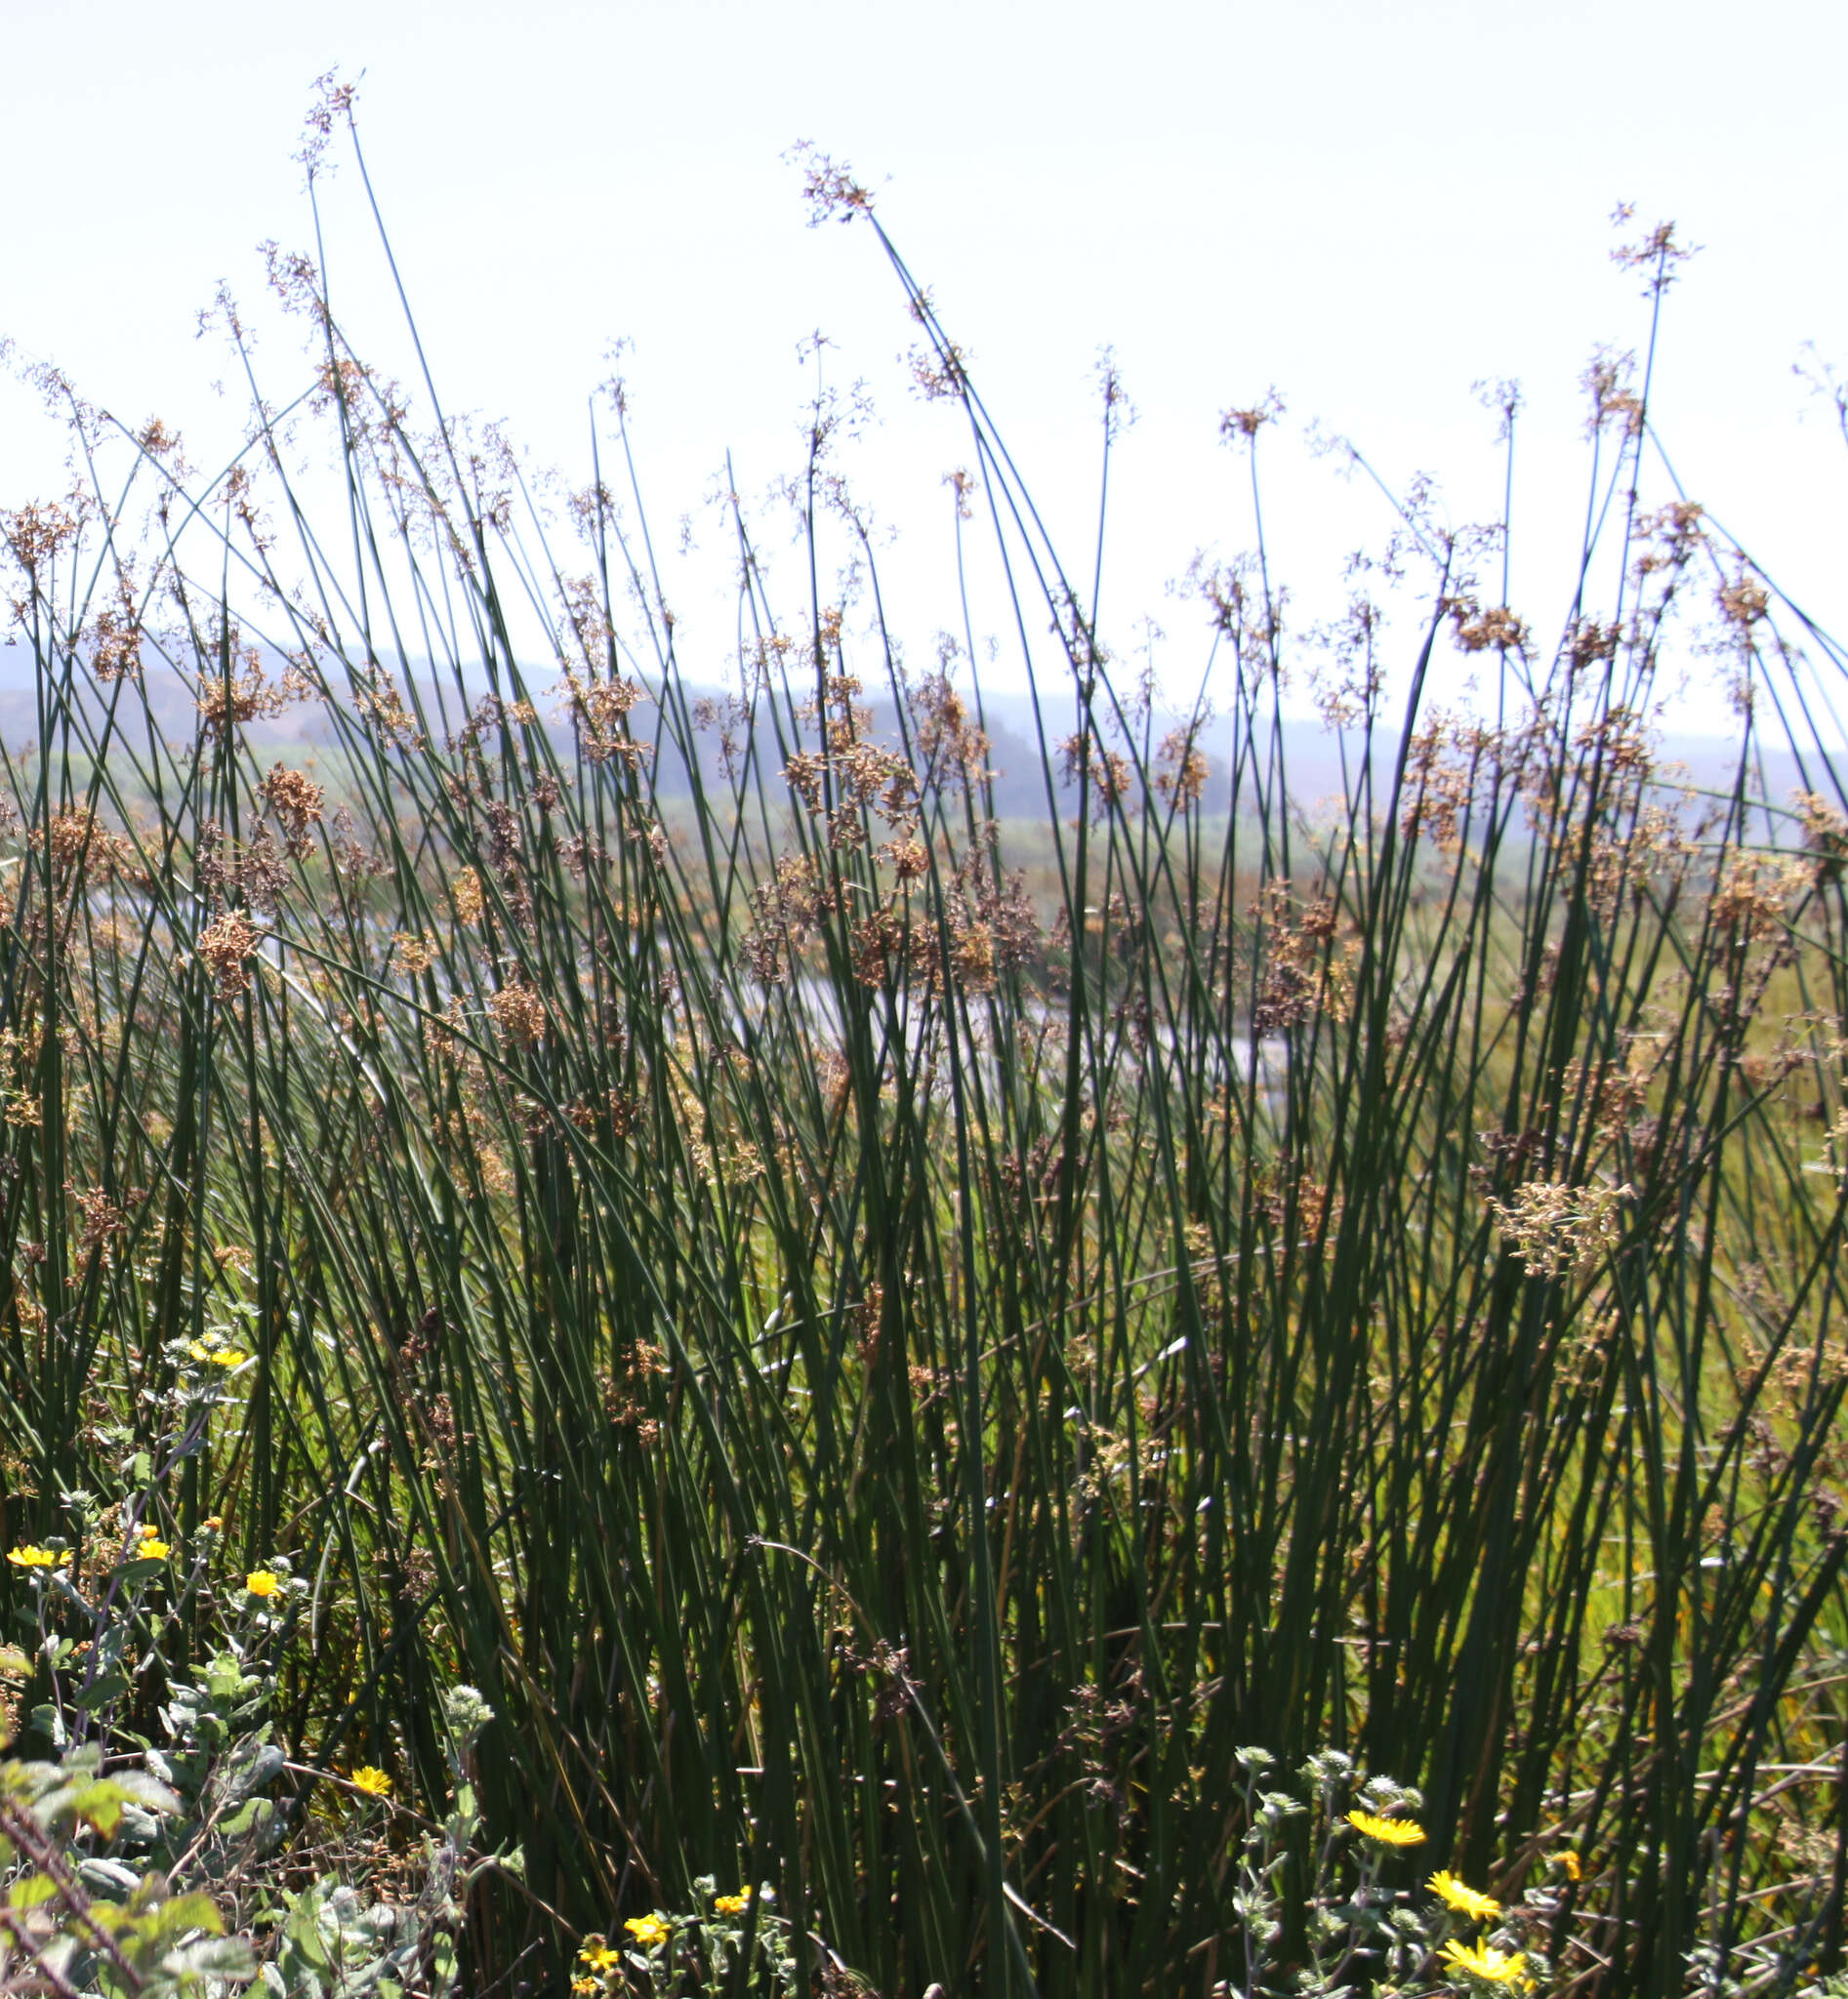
0 642 1783 827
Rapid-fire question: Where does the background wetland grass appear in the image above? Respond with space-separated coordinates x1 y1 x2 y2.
3 95 1848 1998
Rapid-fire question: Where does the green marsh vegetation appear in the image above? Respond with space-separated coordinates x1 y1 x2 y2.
1 81 1847 1997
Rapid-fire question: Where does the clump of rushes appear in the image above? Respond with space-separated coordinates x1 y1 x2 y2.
0 69 1846 1996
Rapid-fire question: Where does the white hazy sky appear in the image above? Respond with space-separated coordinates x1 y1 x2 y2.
4 0 1846 730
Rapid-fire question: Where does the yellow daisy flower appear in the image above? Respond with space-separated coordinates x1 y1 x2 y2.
135 1537 172 1561
1438 1937 1531 1986
1346 1807 1426 1847
6 1545 59 1570
1552 1847 1581 1882
623 1914 670 1947
714 1889 753 1914
577 1943 621 1972
1428 1868 1500 1922
349 1766 392 1798
210 1348 249 1368
245 1570 281 1598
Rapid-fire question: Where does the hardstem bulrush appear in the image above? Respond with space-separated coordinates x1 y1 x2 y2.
0 75 1842 1997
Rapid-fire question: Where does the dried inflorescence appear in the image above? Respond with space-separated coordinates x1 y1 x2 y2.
951 916 996 995
297 66 359 180
487 982 547 1050
89 569 145 683
1583 347 1645 438
328 807 386 881
196 911 260 1000
1718 571 1771 632
1572 705 1654 780
1610 211 1699 295
31 808 143 891
351 666 423 749
850 910 904 990
899 844 1040 1000
1 500 80 587
692 690 755 783
1566 617 1622 671
69 1183 140 1263
1220 389 1285 446
1155 723 1211 810
1400 717 1489 851
390 934 437 980
1793 790 1848 885
744 854 838 986
1708 854 1808 950
785 714 920 852
260 765 325 857
908 337 974 404
1250 1157 1340 1248
788 142 875 227
1059 730 1134 820
195 640 315 738
1488 1176 1633 1280
451 867 486 926
194 819 290 917
741 662 1019 989
1251 880 1349 1037
1442 594 1531 657
1554 1044 1658 1149
558 669 647 769
1631 500 1706 585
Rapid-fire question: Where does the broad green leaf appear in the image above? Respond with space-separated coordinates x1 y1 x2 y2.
220 1794 274 1838
76 1671 133 1712
152 1890 226 1938
6 1870 61 1911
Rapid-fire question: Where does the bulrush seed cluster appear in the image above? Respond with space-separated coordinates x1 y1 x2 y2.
195 911 260 1000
